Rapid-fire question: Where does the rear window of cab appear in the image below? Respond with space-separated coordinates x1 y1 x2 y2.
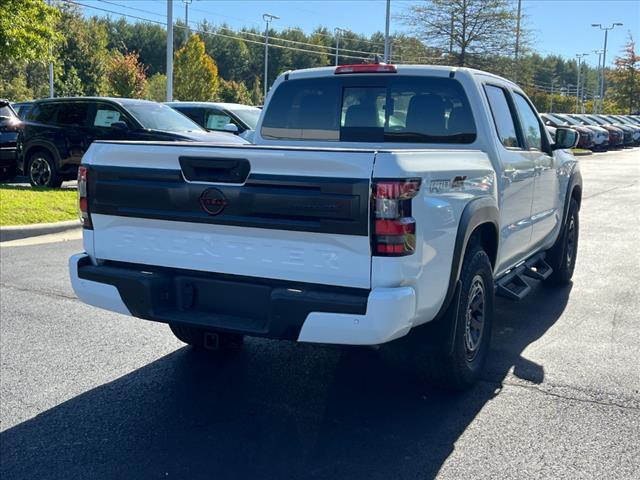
261 75 476 143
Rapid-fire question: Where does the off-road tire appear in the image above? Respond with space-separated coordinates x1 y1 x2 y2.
545 198 579 285
409 242 495 390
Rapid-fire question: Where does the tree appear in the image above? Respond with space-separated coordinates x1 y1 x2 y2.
105 51 147 98
609 35 639 114
0 73 33 102
218 79 253 104
100 18 167 76
201 23 252 83
174 35 220 101
54 5 109 96
249 76 263 105
144 73 167 102
0 0 60 62
402 0 520 67
54 65 83 97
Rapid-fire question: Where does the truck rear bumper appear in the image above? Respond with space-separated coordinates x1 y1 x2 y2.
69 253 416 345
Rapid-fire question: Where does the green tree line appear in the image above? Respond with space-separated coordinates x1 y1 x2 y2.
1 0 637 114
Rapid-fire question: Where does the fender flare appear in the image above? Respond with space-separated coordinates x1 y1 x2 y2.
547 169 582 255
562 170 583 225
434 196 500 322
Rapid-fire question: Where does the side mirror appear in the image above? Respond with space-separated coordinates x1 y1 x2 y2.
223 123 239 133
111 121 129 131
553 127 579 150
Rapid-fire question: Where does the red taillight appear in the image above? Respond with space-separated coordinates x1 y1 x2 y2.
372 179 420 257
78 166 92 229
335 63 397 75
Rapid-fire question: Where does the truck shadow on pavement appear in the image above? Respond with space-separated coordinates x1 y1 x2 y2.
1 282 571 480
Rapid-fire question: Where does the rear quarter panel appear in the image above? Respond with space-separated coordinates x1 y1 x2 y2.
372 150 497 326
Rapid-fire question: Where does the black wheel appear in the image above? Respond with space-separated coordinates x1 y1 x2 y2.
27 150 62 188
545 198 579 285
169 323 244 353
428 244 494 389
384 241 494 391
0 164 17 182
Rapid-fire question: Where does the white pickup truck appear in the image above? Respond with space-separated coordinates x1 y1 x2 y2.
70 64 582 389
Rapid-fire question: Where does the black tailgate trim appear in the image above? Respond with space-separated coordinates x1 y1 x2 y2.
88 165 370 235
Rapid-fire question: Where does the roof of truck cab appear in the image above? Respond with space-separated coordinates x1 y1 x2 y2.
282 64 519 89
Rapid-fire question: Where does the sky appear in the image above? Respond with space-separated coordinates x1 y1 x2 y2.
77 0 640 68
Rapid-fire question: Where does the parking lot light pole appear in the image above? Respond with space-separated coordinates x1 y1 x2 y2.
263 13 279 100
182 0 192 35
592 23 623 113
575 53 589 113
383 0 391 63
48 0 54 97
167 0 173 102
592 49 604 113
334 28 346 66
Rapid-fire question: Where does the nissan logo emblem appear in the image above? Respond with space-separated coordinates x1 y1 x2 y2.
200 188 227 216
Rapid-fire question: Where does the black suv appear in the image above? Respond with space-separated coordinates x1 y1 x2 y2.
0 99 21 181
19 97 246 187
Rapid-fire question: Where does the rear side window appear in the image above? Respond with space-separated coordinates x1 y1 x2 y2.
513 93 543 151
27 103 58 123
261 75 476 143
205 109 233 130
91 104 125 128
484 85 519 148
173 107 204 126
56 103 90 126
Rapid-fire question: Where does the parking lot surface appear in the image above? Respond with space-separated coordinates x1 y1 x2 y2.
1 148 639 479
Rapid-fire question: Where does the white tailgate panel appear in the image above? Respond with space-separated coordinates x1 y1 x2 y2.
86 143 375 289
92 215 371 288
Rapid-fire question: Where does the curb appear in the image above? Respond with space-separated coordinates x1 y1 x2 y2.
0 220 81 243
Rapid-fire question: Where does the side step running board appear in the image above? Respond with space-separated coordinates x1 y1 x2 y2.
496 268 531 300
523 253 553 281
496 253 553 301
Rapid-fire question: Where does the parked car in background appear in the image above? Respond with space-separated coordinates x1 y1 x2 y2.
569 114 624 148
0 100 21 181
586 114 634 147
166 102 261 142
603 115 640 145
19 97 247 188
554 113 609 150
540 113 594 149
12 101 34 120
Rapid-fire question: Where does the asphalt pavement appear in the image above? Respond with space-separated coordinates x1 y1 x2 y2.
1 148 639 479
